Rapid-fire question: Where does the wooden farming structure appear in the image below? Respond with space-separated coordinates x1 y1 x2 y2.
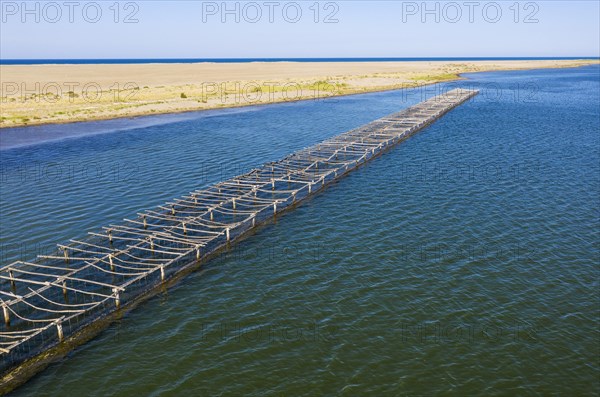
0 88 478 386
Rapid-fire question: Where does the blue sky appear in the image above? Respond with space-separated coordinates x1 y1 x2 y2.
1 1 599 58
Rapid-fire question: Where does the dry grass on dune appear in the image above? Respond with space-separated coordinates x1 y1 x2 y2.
0 59 597 128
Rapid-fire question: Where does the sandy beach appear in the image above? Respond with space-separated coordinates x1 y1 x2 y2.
1 59 597 128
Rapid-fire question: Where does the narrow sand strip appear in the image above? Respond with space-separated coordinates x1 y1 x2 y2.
1 59 597 128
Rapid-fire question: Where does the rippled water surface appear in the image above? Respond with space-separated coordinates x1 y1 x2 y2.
1 66 599 395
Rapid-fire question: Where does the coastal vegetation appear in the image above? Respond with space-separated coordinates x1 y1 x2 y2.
0 59 597 127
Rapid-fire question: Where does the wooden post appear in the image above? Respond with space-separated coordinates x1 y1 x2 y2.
308 183 312 193
160 265 165 281
63 247 69 263
196 246 201 260
114 288 120 308
8 270 15 290
226 228 230 242
171 205 175 215
56 322 64 342
3 305 9 326
62 281 67 297
252 215 256 227
143 215 147 230
182 222 187 235
109 254 114 271
232 198 236 210
273 201 277 214
108 230 113 244
271 178 275 190
292 192 296 203
150 237 154 253
209 208 214 221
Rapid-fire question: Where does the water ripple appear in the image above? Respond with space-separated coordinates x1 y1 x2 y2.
3 66 599 396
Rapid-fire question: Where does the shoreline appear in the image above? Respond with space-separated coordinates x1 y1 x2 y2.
3 56 599 65
0 77 459 130
1 59 598 129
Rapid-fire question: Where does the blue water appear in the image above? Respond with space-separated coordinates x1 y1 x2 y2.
1 57 597 65
1 66 599 395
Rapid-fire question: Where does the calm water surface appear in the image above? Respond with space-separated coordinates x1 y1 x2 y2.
1 66 599 395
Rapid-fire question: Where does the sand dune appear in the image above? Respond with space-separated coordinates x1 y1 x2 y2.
1 59 597 128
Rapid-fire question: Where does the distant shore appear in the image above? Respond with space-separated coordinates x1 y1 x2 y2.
1 59 598 128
